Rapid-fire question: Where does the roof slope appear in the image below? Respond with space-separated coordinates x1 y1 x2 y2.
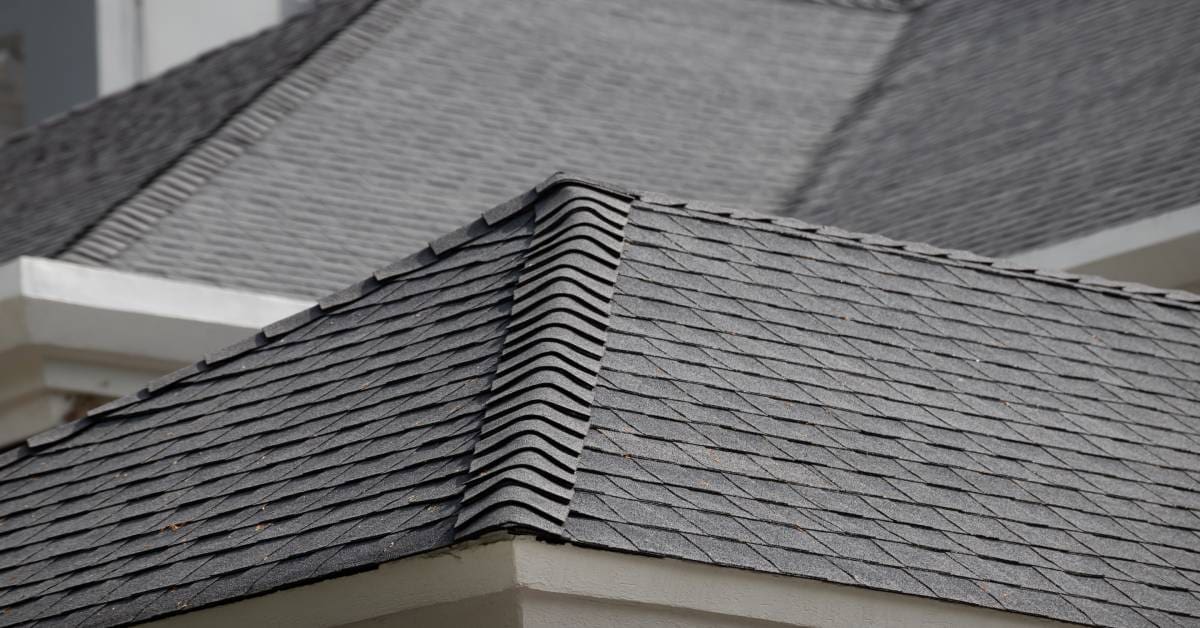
2 175 1199 627
0 0 373 262
34 0 908 299
791 0 1200 257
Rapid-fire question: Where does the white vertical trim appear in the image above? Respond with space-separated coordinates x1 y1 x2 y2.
94 0 140 94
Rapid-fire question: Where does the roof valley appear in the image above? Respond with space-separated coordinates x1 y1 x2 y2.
455 181 634 539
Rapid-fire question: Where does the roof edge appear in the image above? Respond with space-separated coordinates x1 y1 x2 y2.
8 173 631 457
633 191 1200 310
12 169 1196 462
454 179 634 540
57 0 403 266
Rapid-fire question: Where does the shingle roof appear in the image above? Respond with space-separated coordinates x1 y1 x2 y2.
790 0 1200 257
0 0 906 299
2 175 1199 627
0 0 373 263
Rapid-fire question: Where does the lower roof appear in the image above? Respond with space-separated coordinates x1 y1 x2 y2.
0 175 1198 627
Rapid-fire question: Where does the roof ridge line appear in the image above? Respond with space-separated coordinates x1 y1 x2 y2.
632 192 1200 310
10 174 629 459
56 0 406 266
453 180 634 540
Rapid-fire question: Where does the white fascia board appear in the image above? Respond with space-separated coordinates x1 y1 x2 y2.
0 256 311 365
144 537 1074 628
1010 203 1200 288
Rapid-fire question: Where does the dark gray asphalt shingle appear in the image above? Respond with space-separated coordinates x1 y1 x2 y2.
33 0 903 299
792 0 1200 257
0 203 536 627
1 175 1198 627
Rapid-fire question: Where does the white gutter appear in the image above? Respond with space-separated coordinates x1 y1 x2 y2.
1010 203 1200 289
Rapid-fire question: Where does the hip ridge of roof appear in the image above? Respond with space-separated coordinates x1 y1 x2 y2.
454 179 634 540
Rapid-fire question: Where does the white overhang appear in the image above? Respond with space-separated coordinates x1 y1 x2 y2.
1010 203 1200 290
143 537 1075 628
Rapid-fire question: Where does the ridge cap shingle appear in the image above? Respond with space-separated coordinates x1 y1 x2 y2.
455 180 633 539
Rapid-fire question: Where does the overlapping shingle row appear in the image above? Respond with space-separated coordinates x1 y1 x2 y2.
566 199 1200 626
0 193 538 626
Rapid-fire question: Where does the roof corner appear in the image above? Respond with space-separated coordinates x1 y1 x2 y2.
454 176 634 540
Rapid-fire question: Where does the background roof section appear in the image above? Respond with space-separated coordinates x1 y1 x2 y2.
791 0 1200 257
0 0 372 263
0 200 535 627
21 0 905 299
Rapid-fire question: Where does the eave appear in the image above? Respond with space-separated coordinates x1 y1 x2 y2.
0 256 309 445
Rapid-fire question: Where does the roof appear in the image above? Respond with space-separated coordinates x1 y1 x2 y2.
790 0 1200 257
0 0 373 264
2 174 1199 627
0 0 907 300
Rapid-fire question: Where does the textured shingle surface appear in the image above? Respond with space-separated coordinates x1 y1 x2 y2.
0 0 371 262
52 0 903 298
2 176 1199 627
792 0 1200 257
566 198 1200 627
0 205 535 626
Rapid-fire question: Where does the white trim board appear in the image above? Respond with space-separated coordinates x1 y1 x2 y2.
145 537 1074 628
0 255 310 363
1010 203 1200 289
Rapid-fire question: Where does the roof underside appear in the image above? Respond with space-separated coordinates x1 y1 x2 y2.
791 0 1200 257
6 0 904 299
0 177 1198 627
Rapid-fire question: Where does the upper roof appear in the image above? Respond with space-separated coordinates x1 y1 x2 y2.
0 0 373 264
2 175 1198 627
790 0 1200 257
0 0 906 299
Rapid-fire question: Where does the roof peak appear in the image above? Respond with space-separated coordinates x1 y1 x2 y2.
16 170 1199 457
12 175 633 458
455 182 633 539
